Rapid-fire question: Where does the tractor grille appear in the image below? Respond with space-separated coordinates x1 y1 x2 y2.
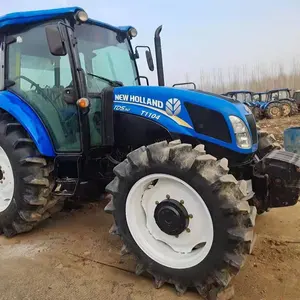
185 103 232 143
246 114 258 144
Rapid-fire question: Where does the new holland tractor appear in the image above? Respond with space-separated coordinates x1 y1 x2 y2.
0 7 300 299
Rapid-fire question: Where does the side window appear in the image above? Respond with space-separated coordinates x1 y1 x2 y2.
6 24 81 152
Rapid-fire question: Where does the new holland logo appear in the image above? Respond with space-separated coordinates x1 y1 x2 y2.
166 98 181 116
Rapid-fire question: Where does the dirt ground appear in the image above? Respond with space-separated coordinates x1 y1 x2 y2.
0 117 300 300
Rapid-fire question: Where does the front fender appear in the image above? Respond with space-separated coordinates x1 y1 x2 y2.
0 91 55 157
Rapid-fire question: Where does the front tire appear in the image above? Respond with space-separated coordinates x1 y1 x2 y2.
105 140 256 297
0 111 65 237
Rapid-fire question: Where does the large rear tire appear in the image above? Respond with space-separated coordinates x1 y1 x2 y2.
265 102 282 119
105 140 256 298
280 100 292 117
0 111 65 237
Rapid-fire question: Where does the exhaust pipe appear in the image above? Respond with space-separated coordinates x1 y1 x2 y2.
154 25 165 86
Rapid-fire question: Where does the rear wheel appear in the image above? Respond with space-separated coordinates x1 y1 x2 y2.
0 111 65 237
105 140 256 298
280 101 292 117
291 101 299 115
265 102 282 119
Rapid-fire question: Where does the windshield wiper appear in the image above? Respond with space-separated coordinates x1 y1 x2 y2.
86 72 123 87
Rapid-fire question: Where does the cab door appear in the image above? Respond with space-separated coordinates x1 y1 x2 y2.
5 21 82 153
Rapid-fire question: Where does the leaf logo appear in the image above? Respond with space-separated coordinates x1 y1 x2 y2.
166 98 181 116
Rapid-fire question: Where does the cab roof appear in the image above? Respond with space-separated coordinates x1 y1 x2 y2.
0 7 132 32
224 90 253 94
267 88 290 93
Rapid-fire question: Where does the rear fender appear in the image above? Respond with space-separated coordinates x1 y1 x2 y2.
0 91 55 157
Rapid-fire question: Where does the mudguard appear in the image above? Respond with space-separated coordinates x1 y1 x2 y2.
113 86 258 154
0 91 55 157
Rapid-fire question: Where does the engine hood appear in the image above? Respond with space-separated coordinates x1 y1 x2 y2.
114 85 251 126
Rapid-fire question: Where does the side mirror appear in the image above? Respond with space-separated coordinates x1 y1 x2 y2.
134 45 154 71
145 50 154 71
45 25 67 56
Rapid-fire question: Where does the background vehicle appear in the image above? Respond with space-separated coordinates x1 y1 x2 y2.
292 89 300 109
0 7 299 298
265 88 298 117
222 90 263 119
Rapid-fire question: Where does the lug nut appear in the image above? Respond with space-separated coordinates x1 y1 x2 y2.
180 200 184 205
186 228 191 233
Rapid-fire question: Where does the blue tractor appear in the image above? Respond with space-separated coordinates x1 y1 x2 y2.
222 90 263 119
255 88 297 119
0 7 300 298
252 92 268 119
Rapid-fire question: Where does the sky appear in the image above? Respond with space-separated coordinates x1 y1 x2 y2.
1 0 300 86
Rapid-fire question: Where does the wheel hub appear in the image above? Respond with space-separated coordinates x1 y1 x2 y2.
0 167 3 181
0 146 14 212
154 199 189 235
270 107 280 116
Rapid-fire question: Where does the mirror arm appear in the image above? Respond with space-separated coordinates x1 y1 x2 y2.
134 45 151 58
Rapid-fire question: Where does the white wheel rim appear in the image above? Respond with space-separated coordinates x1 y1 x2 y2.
125 173 214 269
0 146 14 213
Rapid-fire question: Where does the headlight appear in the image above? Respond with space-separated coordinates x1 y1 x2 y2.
128 27 138 38
229 115 252 149
75 10 88 23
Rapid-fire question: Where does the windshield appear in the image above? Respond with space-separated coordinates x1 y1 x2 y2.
269 90 290 100
253 93 267 102
232 92 252 102
75 23 139 93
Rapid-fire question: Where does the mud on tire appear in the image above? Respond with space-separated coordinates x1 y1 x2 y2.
0 111 65 237
105 140 257 298
265 102 282 119
280 100 293 117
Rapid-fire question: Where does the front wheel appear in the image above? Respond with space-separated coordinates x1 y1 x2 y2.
105 140 257 298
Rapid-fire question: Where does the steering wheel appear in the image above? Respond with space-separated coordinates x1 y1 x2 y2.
13 75 53 105
13 76 43 93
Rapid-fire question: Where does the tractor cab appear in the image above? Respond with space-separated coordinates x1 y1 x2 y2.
266 88 291 101
223 90 254 103
253 92 267 102
0 7 155 155
0 7 155 186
